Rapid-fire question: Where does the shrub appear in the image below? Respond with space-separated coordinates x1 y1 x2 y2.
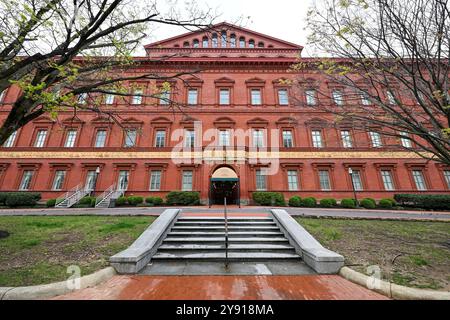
79 196 96 206
166 192 200 206
301 197 317 208
341 198 357 209
360 198 376 209
146 197 163 206
5 193 39 207
320 198 337 208
252 192 286 206
289 196 302 207
46 199 57 207
394 194 450 210
115 196 128 206
128 196 144 206
379 198 394 209
0 192 41 206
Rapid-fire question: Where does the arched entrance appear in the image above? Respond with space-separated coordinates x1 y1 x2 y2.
209 167 240 207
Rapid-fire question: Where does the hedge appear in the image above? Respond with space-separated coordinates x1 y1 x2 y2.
78 196 96 207
166 192 200 206
360 198 376 209
46 199 57 207
115 196 128 206
146 197 164 206
301 197 317 208
0 192 41 206
320 198 337 208
289 196 302 207
394 194 450 210
252 192 285 206
341 198 357 209
128 196 144 206
379 198 394 209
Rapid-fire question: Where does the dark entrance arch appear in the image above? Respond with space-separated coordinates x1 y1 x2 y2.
209 167 240 207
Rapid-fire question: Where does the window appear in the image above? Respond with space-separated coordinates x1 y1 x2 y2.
219 130 231 147
230 34 236 48
332 90 344 106
278 89 289 105
159 90 170 105
85 170 97 191
282 130 293 148
117 170 129 191
361 92 371 105
184 129 195 148
369 132 383 148
400 132 412 148
251 89 262 105
132 89 143 105
252 130 264 148
212 34 218 48
318 170 331 191
287 170 299 191
64 130 77 148
183 41 190 48
52 170 66 191
0 89 6 102
249 40 255 48
3 131 17 147
193 39 199 48
34 130 47 148
123 129 137 147
182 171 193 191
256 169 267 191
443 171 450 189
350 170 363 191
239 37 246 48
78 93 87 104
387 90 396 105
19 170 34 191
105 93 115 105
155 130 166 148
311 130 323 148
202 36 209 48
188 89 198 105
341 130 353 148
412 170 427 190
258 42 264 48
149 170 162 191
306 90 316 106
95 130 107 148
381 170 395 191
221 31 227 47
219 89 230 105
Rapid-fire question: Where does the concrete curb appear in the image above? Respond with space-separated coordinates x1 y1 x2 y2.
0 267 116 300
339 267 450 300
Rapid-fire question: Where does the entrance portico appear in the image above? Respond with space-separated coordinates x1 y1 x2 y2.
209 167 240 207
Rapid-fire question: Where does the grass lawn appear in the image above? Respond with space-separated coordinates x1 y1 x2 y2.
297 218 450 291
0 216 155 287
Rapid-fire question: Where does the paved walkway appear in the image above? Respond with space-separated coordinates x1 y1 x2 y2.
53 275 388 300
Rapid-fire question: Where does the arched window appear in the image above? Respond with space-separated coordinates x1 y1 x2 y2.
202 36 209 48
258 42 264 48
230 34 236 48
221 31 227 48
212 33 218 48
249 39 255 48
239 37 246 48
183 41 190 48
193 39 199 48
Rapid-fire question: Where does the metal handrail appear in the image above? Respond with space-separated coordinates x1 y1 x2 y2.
95 184 116 206
55 183 82 206
224 197 229 269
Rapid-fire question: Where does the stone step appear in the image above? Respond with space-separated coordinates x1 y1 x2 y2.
175 221 276 226
163 237 290 244
152 252 301 261
171 226 280 231
177 218 273 222
159 244 295 251
168 231 284 237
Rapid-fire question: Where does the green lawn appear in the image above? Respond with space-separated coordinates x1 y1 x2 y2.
297 217 450 291
0 216 155 286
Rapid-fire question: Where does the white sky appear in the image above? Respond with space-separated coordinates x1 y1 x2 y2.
144 0 315 56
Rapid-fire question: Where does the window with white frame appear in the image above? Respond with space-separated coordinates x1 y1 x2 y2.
318 170 331 190
52 170 66 191
85 170 97 191
249 39 255 48
155 130 166 148
182 170 193 191
361 92 371 105
64 130 77 148
332 90 344 106
230 34 236 48
149 170 162 191
159 89 170 105
252 130 264 148
34 130 47 147
117 170 129 191
387 90 396 105
132 89 143 105
218 130 231 147
95 130 107 148
282 130 293 148
412 170 427 190
188 89 198 105
287 170 299 191
105 93 115 105
3 131 17 147
123 129 137 147
184 129 195 148
202 37 209 48
219 89 230 105
443 170 450 189
255 169 267 191
192 39 199 48
340 130 353 148
369 132 383 148
212 34 218 48
400 132 412 148
78 93 87 104
251 89 262 105
221 31 227 47
0 89 6 102
311 130 323 148
381 170 395 191
351 170 363 191
239 37 246 48
19 170 34 191
278 89 289 105
305 89 316 106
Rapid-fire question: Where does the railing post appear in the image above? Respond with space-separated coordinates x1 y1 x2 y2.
224 197 229 269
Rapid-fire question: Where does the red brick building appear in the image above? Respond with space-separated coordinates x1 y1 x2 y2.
0 23 449 206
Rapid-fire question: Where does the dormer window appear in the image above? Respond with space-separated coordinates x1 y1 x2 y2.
202 36 209 48
221 31 227 48
183 41 190 48
193 39 199 48
230 34 236 48
258 42 264 48
249 39 255 48
239 37 246 48
212 33 218 48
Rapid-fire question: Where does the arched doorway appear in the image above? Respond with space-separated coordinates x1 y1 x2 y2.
209 167 240 206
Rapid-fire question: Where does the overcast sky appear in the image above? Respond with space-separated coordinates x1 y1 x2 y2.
145 0 315 56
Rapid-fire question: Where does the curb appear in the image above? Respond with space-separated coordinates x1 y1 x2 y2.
339 267 450 300
0 267 116 300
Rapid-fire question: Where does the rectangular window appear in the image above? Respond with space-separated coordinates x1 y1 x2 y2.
443 171 450 189
400 132 412 148
19 170 34 191
155 130 166 148
251 89 262 105
64 130 77 148
95 130 107 148
311 130 323 148
123 129 137 148
117 170 130 191
219 89 230 105
34 130 47 148
0 90 5 102
387 90 396 105
150 170 162 191
184 130 195 148
85 171 97 191
78 93 87 104
351 170 363 191
341 130 353 148
278 89 289 105
182 171 193 191
256 169 267 191
332 90 344 106
282 130 293 148
306 90 316 106
105 93 115 105
361 92 371 105
52 170 66 191
287 170 299 191
159 90 170 105
369 132 383 148
132 89 143 105
3 131 17 148
252 130 264 148
318 170 331 191
188 89 198 105
381 170 395 191
219 130 231 147
412 170 427 191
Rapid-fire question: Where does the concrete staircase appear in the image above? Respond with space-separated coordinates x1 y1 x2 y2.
152 216 301 262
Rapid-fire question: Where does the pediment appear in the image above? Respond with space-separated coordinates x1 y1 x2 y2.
151 117 173 124
121 117 143 125
62 115 85 124
247 117 269 125
32 116 55 124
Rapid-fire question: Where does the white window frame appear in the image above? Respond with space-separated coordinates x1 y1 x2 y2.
182 170 193 191
64 130 77 148
184 130 195 148
3 131 17 147
312 130 323 148
132 89 143 105
369 132 383 148
443 171 450 189
341 130 353 148
19 170 34 191
361 92 371 105
381 170 395 191
252 130 265 148
123 129 137 148
287 170 299 191
159 90 170 105
351 170 363 191
412 170 427 191
332 90 344 106
155 130 166 148
188 89 198 105
94 130 107 148
105 93 115 105
318 170 331 191
52 170 66 191
251 89 262 105
400 132 412 148
305 89 316 106
282 130 293 148
218 130 231 147
219 89 230 105
34 130 47 148
117 170 130 191
278 89 289 105
255 169 267 191
149 170 162 191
